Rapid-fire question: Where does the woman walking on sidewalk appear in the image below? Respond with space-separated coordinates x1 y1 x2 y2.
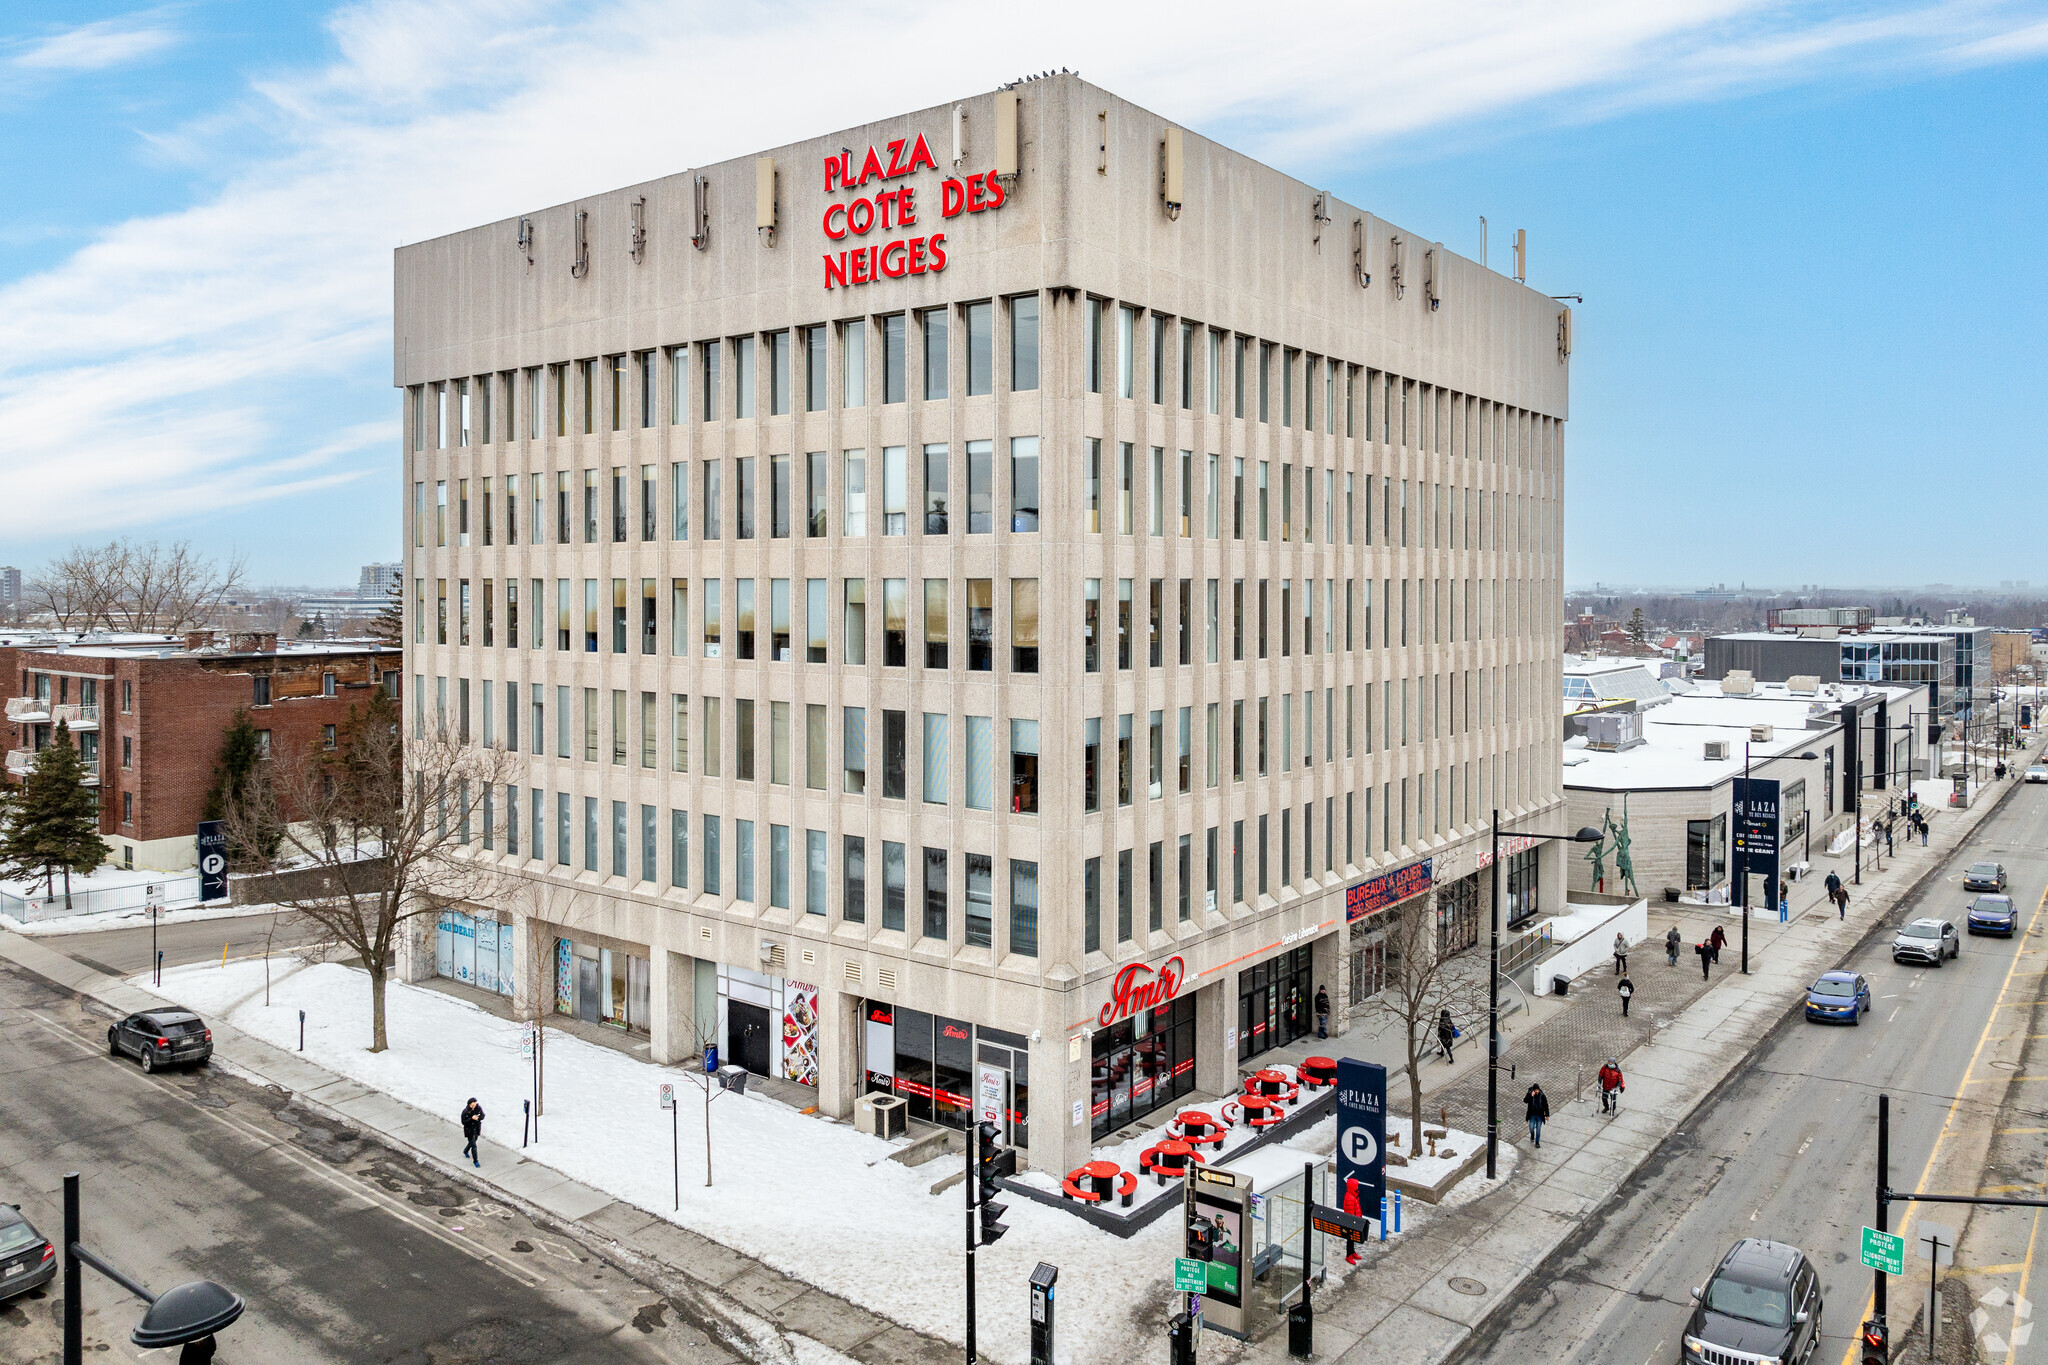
1696 939 1713 980
460 1098 485 1168
1708 924 1727 964
1666 926 1682 966
1524 1083 1550 1149
1613 932 1629 974
1617 974 1635 1017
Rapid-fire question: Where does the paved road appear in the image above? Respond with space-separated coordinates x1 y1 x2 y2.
0 961 744 1364
38 909 329 976
1451 776 2048 1365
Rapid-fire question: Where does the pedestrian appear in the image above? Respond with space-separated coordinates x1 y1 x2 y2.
1665 925 1682 966
1779 879 1790 916
1617 974 1635 1018
1884 822 1893 857
1613 931 1629 975
1696 939 1712 980
1919 816 1929 846
1524 1083 1550 1148
1314 984 1330 1040
1709 924 1727 964
1835 883 1850 917
1597 1058 1625 1115
1438 1007 1457 1064
460 1097 485 1168
1340 1175 1364 1264
1823 869 1842 908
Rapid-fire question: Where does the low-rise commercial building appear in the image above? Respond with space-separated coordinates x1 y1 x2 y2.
1705 629 1952 743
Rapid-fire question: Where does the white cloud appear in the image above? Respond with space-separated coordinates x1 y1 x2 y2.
11 16 178 71
3 0 2046 551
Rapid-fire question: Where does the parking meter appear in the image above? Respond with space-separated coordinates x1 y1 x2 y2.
1028 1262 1057 1364
1169 1310 1196 1365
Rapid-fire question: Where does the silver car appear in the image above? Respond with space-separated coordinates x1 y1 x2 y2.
1892 917 1959 967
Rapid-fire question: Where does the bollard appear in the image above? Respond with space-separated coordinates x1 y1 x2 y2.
523 1098 531 1148
1393 1191 1403 1234
1379 1195 1387 1242
298 1009 305 1051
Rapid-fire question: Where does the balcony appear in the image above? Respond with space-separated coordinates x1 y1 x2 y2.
5 696 50 724
51 702 99 730
5 748 101 783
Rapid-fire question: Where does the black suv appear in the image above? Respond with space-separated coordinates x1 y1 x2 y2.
108 1008 213 1073
1684 1239 1821 1365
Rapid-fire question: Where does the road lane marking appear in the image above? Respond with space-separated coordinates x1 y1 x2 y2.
2006 1200 2041 1365
1835 876 2048 1365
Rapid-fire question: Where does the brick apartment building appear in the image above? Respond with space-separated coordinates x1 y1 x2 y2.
2 630 402 871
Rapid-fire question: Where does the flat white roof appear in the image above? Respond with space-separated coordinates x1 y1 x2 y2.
1564 680 1922 793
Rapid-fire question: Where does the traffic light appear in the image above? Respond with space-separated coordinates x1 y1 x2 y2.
976 1121 1016 1246
1861 1317 1888 1365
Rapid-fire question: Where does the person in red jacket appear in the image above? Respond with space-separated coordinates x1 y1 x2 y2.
1598 1059 1625 1115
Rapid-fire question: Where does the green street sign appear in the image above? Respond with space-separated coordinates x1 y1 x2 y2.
1174 1258 1207 1293
1860 1226 1905 1276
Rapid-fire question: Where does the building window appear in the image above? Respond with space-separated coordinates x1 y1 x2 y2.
1009 860 1039 957
122 791 133 825
1010 295 1039 392
252 675 271 707
255 730 272 760
965 301 992 396
322 724 336 750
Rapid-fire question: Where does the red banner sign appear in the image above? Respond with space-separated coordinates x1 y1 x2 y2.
819 133 1007 290
1345 859 1434 923
1098 955 1186 1028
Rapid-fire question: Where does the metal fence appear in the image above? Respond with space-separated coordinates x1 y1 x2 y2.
0 875 206 924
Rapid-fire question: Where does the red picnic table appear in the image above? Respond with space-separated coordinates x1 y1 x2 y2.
1061 1159 1137 1207
1138 1137 1208 1184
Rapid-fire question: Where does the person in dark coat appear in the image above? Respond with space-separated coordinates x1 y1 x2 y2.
1708 924 1727 964
1665 925 1682 965
1617 974 1635 1018
460 1098 485 1167
1524 1083 1550 1148
1824 870 1844 919
1438 1008 1456 1063
1696 939 1712 980
1314 985 1331 1039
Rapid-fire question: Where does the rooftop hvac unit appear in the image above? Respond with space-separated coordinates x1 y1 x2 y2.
1703 740 1732 761
1723 670 1755 695
1786 675 1820 695
1581 712 1645 751
1750 725 1774 743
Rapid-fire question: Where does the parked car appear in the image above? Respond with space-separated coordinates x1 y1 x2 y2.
1892 918 1960 966
1968 895 2020 937
1684 1238 1823 1365
2026 764 2048 784
107 1008 213 1073
1964 862 2009 892
1804 970 1870 1024
0 1204 56 1302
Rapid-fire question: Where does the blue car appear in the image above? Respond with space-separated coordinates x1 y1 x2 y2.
1968 895 2019 937
1805 970 1870 1024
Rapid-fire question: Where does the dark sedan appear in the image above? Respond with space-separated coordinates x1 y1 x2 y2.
0 1204 56 1302
107 1008 213 1073
1969 895 2020 936
1964 862 2009 893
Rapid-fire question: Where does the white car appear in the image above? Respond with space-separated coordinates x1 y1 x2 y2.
2027 765 2048 784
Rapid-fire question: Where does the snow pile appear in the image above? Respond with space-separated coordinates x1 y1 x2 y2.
1 900 277 937
137 959 1182 1364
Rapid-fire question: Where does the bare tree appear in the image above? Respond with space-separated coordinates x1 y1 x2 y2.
27 538 246 633
1360 900 1491 1154
220 691 520 1052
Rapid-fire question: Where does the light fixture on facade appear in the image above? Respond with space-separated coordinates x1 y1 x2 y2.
1353 215 1373 289
1161 127 1183 220
630 197 647 264
570 209 589 279
756 158 777 246
691 174 710 251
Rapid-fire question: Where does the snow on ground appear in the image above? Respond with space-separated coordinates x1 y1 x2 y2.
1 865 177 898
136 958 1187 1365
1 900 282 937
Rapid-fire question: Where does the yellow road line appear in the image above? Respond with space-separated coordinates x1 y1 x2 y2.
1837 878 2048 1365
1955 1262 2031 1275
2007 1201 2041 1365
1964 1076 2048 1084
1999 1127 2048 1134
1978 1183 2046 1194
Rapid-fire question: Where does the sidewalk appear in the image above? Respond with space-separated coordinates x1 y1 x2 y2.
1233 752 2042 1365
0 929 950 1365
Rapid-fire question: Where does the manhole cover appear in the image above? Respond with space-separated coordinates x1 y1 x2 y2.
1448 1277 1488 1296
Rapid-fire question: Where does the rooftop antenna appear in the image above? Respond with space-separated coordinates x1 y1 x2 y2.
1480 216 1487 270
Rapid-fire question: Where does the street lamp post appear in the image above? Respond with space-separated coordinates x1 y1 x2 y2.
62 1172 243 1365
1736 745 1820 975
1487 810 1603 1180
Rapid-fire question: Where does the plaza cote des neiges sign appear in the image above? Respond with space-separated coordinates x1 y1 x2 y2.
819 133 1008 290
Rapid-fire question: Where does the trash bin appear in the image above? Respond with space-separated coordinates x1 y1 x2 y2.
716 1064 749 1095
704 1044 719 1074
1551 974 1570 997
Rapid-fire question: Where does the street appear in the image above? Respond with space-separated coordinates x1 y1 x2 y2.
0 959 744 1364
1451 776 2048 1365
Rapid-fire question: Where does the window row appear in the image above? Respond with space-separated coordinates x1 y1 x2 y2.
410 445 1553 558
473 787 1042 956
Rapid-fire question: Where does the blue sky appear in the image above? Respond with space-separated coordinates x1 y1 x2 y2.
3 1 2046 590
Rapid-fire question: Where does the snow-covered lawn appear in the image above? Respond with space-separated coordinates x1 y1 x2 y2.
137 958 1191 1364
1 900 281 937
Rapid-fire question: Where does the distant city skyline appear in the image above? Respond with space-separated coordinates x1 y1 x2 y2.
3 2 2045 584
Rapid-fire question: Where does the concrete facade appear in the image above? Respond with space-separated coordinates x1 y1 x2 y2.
395 76 1569 1176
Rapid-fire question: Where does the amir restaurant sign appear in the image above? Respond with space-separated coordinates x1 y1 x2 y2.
819 133 1009 290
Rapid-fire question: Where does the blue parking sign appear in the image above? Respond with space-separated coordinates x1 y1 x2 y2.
1335 1058 1386 1228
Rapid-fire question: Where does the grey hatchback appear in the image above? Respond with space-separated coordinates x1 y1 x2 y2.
1684 1239 1822 1365
108 1008 213 1073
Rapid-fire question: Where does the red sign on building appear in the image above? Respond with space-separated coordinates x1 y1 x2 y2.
819 133 1009 290
1344 859 1434 923
1097 955 1186 1028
